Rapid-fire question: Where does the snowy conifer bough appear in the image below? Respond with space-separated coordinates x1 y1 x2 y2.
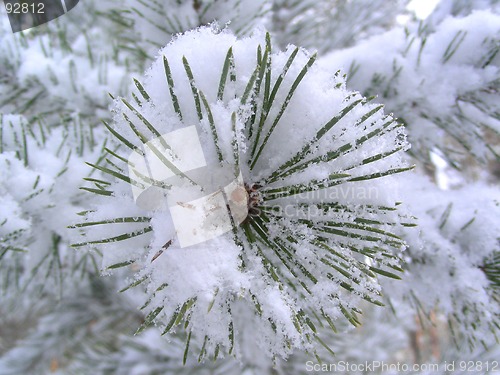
323 10 500 167
104 0 271 66
74 27 412 360
395 175 500 349
0 114 105 292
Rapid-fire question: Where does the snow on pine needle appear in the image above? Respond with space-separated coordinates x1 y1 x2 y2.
0 114 105 292
322 10 500 167
102 0 271 66
73 27 413 360
392 174 500 349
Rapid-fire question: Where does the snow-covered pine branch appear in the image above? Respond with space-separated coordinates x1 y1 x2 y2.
321 10 500 168
272 0 410 54
0 113 106 292
1 0 499 372
101 0 271 67
393 173 500 350
74 27 412 361
0 0 131 124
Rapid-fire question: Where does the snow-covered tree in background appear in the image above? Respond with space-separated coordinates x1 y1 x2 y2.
0 1 499 374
